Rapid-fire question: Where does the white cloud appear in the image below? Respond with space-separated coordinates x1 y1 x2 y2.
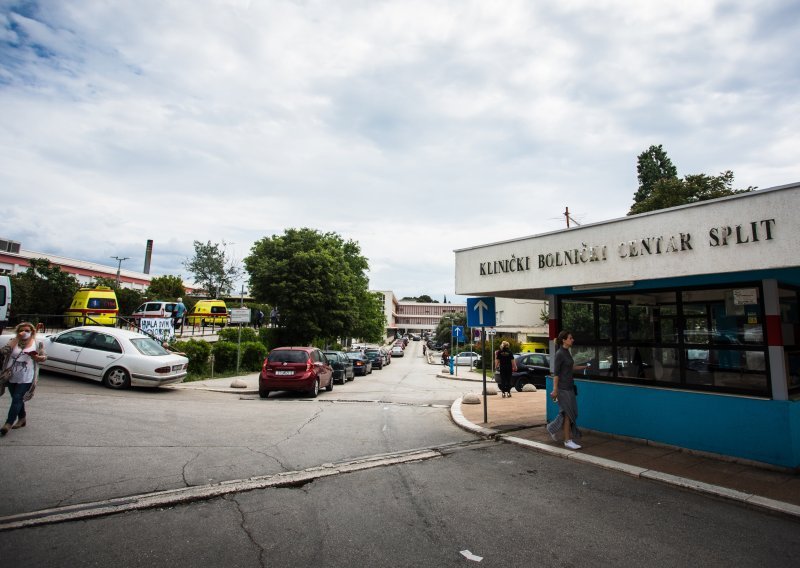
1 0 798 300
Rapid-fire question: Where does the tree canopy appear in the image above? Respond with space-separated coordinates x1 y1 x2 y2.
184 241 241 298
244 228 383 345
10 258 80 317
146 275 186 300
628 145 755 215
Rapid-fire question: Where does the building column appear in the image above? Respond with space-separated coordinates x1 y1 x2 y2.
763 279 788 401
547 294 557 370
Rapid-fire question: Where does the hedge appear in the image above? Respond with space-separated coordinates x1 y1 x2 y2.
172 339 212 375
217 326 259 343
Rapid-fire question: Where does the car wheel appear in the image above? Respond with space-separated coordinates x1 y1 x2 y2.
103 367 131 389
308 378 320 398
325 377 334 392
259 389 270 399
515 378 526 392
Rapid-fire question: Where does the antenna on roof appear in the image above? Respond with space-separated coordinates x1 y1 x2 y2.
564 207 581 228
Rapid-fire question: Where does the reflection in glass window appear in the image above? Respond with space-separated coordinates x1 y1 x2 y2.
558 286 768 396
562 301 595 340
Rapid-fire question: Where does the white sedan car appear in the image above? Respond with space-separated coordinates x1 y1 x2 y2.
1 326 188 389
452 351 482 366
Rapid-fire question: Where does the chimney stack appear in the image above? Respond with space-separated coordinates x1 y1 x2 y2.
143 240 153 274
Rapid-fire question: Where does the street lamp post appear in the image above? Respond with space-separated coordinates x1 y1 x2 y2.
110 256 130 289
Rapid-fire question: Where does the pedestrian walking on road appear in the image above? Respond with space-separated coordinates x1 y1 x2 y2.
441 347 450 366
1 322 46 436
495 341 517 397
546 330 585 450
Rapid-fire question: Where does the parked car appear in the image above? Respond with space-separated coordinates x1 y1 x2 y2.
0 326 188 389
259 347 333 398
131 301 177 322
346 352 373 375
452 351 481 366
511 352 551 390
364 348 384 369
391 345 405 357
323 351 355 384
380 346 392 365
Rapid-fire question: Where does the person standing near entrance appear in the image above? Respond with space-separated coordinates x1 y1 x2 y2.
547 330 583 450
495 341 517 397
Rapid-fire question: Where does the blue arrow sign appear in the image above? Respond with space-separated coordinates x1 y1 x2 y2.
452 325 464 338
467 297 496 327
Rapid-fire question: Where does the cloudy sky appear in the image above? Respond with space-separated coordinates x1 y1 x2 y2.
2 1 798 301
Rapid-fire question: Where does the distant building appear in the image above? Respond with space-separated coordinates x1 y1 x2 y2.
0 238 152 290
373 290 466 338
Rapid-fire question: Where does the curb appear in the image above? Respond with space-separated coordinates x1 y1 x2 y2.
449 398 800 520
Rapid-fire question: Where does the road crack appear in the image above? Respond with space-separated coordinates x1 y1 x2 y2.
226 495 268 567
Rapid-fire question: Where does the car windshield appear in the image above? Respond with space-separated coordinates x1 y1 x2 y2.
346 353 362 360
269 350 309 363
130 337 171 356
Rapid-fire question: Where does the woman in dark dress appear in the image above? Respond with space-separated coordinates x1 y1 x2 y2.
495 341 517 397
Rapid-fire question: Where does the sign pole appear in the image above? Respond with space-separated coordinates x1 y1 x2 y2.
481 325 487 423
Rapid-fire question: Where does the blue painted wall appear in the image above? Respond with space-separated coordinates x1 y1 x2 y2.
546 377 800 468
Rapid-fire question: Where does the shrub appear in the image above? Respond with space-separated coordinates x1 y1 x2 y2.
173 339 212 375
218 326 258 343
240 341 268 371
211 341 239 373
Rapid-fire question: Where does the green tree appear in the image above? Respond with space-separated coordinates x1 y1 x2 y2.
116 288 145 317
350 291 386 343
244 228 373 345
629 146 755 215
631 144 678 210
184 241 241 298
433 311 467 346
146 275 186 300
10 258 80 317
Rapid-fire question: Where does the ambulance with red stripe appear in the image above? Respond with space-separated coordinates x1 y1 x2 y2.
64 286 119 327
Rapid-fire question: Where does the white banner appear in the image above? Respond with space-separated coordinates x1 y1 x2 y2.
140 318 174 341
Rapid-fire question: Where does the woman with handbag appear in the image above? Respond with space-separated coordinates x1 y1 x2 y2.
1 322 46 436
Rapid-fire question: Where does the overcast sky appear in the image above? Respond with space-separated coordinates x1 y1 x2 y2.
2 1 798 301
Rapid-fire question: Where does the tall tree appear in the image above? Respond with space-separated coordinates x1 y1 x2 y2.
146 275 186 300
631 144 678 211
245 228 374 345
184 241 240 298
628 146 755 215
10 258 80 317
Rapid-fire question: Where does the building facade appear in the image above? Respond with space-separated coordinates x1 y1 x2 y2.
373 290 466 338
455 183 800 468
0 240 153 290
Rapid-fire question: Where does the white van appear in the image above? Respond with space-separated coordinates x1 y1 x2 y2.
0 275 10 330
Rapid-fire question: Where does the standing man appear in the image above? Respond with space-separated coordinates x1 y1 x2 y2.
173 298 187 334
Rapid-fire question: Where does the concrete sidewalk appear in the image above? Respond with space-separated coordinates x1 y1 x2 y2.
451 389 800 519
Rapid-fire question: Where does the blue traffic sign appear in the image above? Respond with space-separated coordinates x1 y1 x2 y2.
452 325 464 339
467 297 496 327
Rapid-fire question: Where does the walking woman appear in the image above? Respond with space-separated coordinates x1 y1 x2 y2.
495 341 517 397
1 322 46 436
546 330 584 450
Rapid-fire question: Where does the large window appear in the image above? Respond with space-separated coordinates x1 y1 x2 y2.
558 285 771 397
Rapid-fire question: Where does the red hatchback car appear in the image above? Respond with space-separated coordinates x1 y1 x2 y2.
259 347 334 399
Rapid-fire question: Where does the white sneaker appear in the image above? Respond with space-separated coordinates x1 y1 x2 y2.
548 429 558 442
564 440 582 450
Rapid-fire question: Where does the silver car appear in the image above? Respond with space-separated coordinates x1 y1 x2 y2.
1 326 188 389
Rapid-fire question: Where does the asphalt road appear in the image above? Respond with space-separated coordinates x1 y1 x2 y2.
1 340 798 566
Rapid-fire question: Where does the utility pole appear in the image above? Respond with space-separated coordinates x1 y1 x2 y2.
110 256 130 289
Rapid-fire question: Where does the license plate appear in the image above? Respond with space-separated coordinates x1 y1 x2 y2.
171 365 183 371
275 370 294 376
